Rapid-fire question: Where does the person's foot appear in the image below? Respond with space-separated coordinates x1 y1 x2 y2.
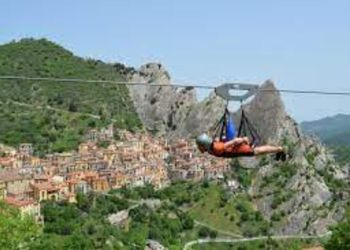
275 152 282 161
275 151 287 162
280 151 287 162
275 151 282 161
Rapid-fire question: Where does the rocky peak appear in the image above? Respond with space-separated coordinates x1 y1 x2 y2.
173 92 226 139
127 66 302 144
127 63 197 136
137 63 171 84
127 66 348 235
237 80 301 144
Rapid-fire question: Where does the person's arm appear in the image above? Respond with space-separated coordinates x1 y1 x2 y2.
224 137 250 149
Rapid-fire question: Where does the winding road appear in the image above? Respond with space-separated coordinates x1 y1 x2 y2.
194 220 243 238
183 232 331 250
2 100 121 123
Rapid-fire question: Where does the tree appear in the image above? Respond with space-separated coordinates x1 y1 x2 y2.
63 232 94 249
54 93 64 105
76 192 91 212
198 227 210 238
202 180 209 188
0 202 41 249
324 210 350 250
179 213 194 230
68 99 78 112
209 229 217 239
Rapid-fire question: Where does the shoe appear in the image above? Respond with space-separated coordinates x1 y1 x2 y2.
280 151 287 162
275 152 282 161
275 151 287 162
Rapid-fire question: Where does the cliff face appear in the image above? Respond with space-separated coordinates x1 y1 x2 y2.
127 63 225 139
128 63 349 234
236 81 300 144
127 64 298 142
233 81 347 235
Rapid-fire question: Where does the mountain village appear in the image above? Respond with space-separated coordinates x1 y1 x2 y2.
0 125 230 222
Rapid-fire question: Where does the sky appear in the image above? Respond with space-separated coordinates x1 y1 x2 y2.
1 0 350 122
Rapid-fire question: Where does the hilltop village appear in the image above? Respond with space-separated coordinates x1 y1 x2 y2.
0 125 229 221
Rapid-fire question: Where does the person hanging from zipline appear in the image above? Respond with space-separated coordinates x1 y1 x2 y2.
196 133 286 160
196 108 287 161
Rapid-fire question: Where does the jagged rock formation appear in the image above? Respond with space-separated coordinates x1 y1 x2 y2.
127 65 348 235
127 63 225 138
236 80 301 144
240 82 348 235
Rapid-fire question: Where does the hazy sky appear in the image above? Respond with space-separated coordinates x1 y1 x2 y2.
1 0 349 122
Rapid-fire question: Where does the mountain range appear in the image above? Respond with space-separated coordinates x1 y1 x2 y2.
301 114 350 146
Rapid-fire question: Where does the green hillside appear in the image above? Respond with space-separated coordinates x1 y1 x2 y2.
301 114 350 146
0 38 142 154
27 181 318 250
301 114 350 165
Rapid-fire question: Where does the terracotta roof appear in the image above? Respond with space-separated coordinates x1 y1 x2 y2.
31 182 59 192
0 157 12 163
0 170 27 182
5 197 36 207
84 171 98 178
66 179 78 184
6 188 33 195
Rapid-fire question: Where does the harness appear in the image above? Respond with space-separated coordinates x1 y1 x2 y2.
211 105 261 147
211 106 230 142
208 83 262 158
237 107 261 147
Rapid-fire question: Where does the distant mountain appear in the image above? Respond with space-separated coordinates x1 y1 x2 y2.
301 114 350 146
0 38 142 155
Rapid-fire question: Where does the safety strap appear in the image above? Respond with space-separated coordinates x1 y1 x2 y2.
237 109 261 146
212 104 261 146
211 108 229 142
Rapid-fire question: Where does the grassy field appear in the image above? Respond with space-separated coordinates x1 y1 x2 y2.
189 184 241 234
188 183 269 237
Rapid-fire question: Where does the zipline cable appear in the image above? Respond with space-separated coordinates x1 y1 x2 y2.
1 75 350 96
0 75 214 89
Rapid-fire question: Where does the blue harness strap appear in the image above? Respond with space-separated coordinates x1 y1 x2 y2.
225 113 236 141
212 108 237 142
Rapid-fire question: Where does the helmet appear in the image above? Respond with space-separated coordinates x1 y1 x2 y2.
196 133 213 151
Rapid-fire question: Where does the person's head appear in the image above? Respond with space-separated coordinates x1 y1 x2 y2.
196 133 213 153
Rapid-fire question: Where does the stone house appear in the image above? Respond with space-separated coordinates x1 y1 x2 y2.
4 196 43 223
18 143 33 157
0 157 14 169
0 170 32 199
31 182 60 202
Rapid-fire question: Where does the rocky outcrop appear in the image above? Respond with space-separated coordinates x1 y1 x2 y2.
127 63 196 136
173 93 225 139
236 80 301 144
127 64 348 235
128 65 299 143
127 63 225 139
241 83 347 235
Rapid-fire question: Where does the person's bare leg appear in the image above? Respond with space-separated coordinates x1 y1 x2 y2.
253 145 283 155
